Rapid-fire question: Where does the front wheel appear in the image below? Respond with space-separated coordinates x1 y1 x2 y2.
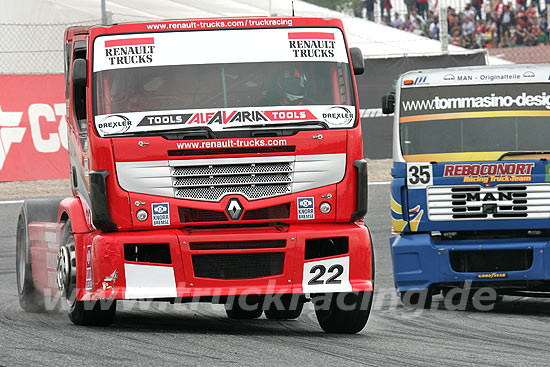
313 291 373 334
59 220 116 326
314 237 375 333
68 299 116 326
264 294 304 320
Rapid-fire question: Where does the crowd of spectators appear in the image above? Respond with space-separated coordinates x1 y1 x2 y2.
355 0 550 49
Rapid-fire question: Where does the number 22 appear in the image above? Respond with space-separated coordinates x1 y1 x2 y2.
308 264 344 285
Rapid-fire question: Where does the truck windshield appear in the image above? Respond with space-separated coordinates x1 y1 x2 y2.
399 83 550 158
95 61 353 113
92 27 356 137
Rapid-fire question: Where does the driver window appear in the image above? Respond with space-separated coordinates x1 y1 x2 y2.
72 41 87 136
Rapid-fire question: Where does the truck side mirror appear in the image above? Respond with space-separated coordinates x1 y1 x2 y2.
381 92 395 114
349 47 364 75
72 58 88 134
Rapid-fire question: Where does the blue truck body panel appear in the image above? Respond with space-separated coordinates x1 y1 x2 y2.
391 160 550 292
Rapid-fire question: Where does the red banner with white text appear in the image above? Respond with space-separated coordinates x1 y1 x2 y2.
0 74 68 181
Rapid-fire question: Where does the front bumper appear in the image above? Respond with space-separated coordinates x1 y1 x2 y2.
390 233 550 293
79 223 373 301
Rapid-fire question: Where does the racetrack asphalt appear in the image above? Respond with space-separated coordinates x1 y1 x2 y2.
1 184 550 366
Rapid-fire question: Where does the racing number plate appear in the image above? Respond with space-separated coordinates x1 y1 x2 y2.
407 162 433 189
302 256 352 293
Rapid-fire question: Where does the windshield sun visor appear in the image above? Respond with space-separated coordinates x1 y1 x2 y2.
92 28 356 137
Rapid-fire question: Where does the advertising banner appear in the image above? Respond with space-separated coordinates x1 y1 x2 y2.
93 28 349 71
0 74 68 181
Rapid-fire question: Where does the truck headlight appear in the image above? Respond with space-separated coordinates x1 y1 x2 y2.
136 209 148 222
319 202 331 214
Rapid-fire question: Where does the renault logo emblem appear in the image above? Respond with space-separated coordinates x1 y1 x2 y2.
226 198 243 220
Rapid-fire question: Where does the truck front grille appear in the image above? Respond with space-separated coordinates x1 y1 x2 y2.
175 184 291 201
427 184 550 221
172 163 292 176
241 203 290 220
178 203 290 222
115 154 346 202
178 207 228 222
189 240 286 250
192 252 285 279
450 249 533 272
173 160 293 201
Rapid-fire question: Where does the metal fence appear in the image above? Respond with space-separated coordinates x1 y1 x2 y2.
375 0 470 20
0 0 469 75
1 1 549 74
366 0 549 24
0 21 99 74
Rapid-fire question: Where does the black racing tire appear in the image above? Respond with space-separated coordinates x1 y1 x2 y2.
225 296 263 319
68 299 117 327
16 208 45 312
264 294 304 320
16 198 65 312
314 291 373 334
62 220 116 326
313 242 374 334
264 307 303 320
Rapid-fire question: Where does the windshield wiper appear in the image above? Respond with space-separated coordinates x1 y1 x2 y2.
497 151 550 161
113 126 217 139
222 120 329 130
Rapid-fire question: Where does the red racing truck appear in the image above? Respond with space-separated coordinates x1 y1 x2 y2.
16 17 373 333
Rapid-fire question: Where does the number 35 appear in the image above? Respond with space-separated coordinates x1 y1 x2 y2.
407 163 432 188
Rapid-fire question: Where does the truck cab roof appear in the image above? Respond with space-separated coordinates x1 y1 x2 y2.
65 17 346 40
400 63 550 88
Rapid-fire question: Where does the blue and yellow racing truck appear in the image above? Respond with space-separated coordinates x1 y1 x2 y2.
382 64 550 306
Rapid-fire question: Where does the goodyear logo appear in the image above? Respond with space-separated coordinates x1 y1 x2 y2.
476 272 508 279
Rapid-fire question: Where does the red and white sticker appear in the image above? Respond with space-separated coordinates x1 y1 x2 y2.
302 256 351 293
93 28 348 72
94 105 355 136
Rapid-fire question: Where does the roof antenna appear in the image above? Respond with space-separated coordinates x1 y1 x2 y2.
292 1 295 16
